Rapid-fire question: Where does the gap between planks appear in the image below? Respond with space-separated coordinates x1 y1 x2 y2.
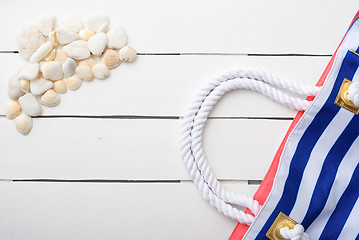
0 115 294 120
0 179 263 185
0 51 332 57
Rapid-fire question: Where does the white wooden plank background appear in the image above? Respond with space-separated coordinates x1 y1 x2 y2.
0 1 357 240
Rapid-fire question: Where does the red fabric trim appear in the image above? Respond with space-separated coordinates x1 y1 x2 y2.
229 11 359 240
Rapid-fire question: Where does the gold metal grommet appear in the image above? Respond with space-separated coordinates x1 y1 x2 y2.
266 212 298 240
334 78 359 115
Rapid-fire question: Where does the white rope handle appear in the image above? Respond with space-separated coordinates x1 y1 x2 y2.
180 68 320 225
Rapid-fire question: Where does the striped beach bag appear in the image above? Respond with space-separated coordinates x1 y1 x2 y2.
180 11 359 240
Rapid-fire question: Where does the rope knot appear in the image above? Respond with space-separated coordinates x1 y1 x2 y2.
279 224 310 240
347 82 359 106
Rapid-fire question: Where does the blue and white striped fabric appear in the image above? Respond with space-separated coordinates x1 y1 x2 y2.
243 15 359 240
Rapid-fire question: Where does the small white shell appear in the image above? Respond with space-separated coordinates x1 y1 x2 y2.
14 114 33 136
44 49 56 61
30 77 53 95
107 25 127 49
88 33 107 56
92 63 109 80
78 57 97 69
119 46 137 63
49 31 58 46
85 15 109 32
18 93 42 116
101 49 121 69
54 49 69 64
18 63 39 81
57 28 79 45
62 40 90 60
8 73 25 100
41 61 64 81
97 22 109 33
79 29 95 41
17 25 46 60
40 89 61 107
59 16 84 33
53 80 67 94
62 58 77 78
5 100 21 119
75 66 93 81
36 16 55 36
67 76 82 91
20 79 30 93
30 41 53 63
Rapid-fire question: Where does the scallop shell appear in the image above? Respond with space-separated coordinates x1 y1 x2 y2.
54 49 69 64
53 80 67 94
40 89 61 107
79 29 95 41
92 63 109 80
20 79 30 93
67 76 82 91
119 46 137 63
101 49 121 69
78 56 97 69
5 100 21 119
14 114 33 136
75 66 93 81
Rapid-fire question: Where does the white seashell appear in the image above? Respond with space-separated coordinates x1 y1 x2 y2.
92 63 109 80
62 58 77 78
59 16 84 33
78 56 97 69
44 49 56 61
40 89 61 107
54 49 69 64
67 76 82 91
79 29 95 41
88 33 107 56
18 93 42 116
36 16 55 36
5 100 21 119
17 25 46 60
107 25 127 49
18 63 39 81
57 28 79 45
119 46 137 63
30 42 53 63
14 114 33 136
62 40 90 60
53 80 67 94
97 22 109 33
41 61 64 81
101 49 121 69
8 73 24 100
75 66 93 81
85 15 109 32
30 77 53 95
20 80 30 93
49 31 58 46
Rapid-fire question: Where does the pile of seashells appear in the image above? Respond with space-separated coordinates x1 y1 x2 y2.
5 15 137 135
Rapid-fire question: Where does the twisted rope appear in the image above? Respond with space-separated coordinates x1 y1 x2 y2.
180 68 320 225
279 224 310 240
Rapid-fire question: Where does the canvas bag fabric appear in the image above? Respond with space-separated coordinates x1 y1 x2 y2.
230 11 359 240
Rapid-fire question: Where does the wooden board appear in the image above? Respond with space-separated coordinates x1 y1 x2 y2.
0 117 290 180
0 0 357 54
0 54 329 117
0 181 258 240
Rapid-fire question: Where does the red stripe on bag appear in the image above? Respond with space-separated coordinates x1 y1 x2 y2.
229 11 359 240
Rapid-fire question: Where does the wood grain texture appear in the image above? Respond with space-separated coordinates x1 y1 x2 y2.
0 118 290 180
0 54 329 117
0 181 258 240
0 0 357 54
